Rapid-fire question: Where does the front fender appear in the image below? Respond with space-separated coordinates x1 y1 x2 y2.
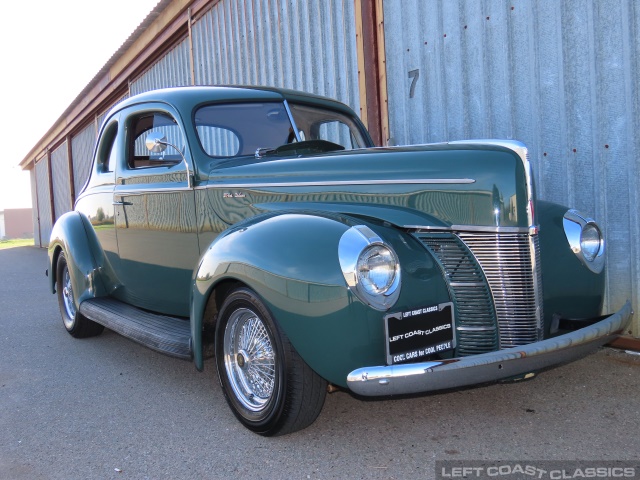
191 213 351 375
537 201 606 334
48 211 107 308
191 211 450 386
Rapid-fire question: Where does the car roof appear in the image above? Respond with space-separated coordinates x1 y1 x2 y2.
112 85 355 117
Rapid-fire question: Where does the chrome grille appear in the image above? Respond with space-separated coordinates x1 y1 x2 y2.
419 234 499 355
458 233 543 348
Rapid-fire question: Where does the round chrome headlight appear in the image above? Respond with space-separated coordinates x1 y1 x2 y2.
356 245 398 295
580 223 602 262
338 225 401 310
563 209 605 274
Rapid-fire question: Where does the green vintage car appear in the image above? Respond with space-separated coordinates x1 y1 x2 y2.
48 86 631 436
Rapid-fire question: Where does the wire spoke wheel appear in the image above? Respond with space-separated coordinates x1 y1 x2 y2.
223 308 276 412
215 287 327 436
61 266 77 329
55 252 104 338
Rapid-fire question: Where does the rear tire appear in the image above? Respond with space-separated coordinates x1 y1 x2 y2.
56 252 104 338
215 287 326 436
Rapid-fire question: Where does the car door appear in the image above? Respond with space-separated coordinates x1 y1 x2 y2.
113 105 199 317
75 114 122 291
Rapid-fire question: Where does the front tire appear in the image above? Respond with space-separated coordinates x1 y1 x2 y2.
56 252 104 338
215 287 326 436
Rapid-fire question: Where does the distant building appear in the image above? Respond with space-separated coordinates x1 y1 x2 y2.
1 208 33 239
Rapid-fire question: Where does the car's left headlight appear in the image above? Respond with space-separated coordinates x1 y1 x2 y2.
338 225 401 310
563 209 605 273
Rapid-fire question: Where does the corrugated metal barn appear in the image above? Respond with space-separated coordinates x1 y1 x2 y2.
19 0 639 337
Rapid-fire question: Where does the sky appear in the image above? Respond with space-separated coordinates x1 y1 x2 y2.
0 0 159 212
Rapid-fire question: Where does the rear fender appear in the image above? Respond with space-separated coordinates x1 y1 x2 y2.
48 211 107 308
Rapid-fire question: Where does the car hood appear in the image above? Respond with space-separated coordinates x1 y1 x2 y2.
202 144 531 229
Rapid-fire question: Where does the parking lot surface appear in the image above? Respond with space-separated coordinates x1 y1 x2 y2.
1 246 639 479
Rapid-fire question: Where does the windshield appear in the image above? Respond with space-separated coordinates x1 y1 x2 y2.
195 102 294 157
194 100 367 159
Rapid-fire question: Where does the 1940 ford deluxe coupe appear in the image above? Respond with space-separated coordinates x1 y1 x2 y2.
47 86 631 436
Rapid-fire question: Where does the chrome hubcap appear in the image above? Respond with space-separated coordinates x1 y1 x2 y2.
223 308 276 412
62 267 76 329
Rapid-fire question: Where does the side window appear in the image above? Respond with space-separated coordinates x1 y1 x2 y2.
288 103 367 150
96 121 118 174
316 121 357 149
128 112 185 169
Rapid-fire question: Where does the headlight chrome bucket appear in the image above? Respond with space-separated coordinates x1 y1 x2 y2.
338 225 401 310
563 209 605 273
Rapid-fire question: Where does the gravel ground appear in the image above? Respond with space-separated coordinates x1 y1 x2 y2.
1 246 639 480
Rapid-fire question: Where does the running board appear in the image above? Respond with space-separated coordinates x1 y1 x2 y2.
79 297 192 360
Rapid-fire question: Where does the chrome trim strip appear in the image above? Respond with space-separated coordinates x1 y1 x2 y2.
208 179 476 189
346 302 632 396
456 326 497 332
114 186 193 196
407 225 531 233
283 100 302 142
529 234 544 341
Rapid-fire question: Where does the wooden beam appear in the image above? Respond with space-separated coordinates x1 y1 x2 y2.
608 335 640 352
375 0 389 146
357 0 382 146
188 7 196 85
354 0 368 129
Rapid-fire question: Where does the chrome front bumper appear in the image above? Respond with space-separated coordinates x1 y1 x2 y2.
347 302 632 396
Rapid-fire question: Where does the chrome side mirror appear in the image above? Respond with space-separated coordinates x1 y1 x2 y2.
143 132 193 188
145 132 168 153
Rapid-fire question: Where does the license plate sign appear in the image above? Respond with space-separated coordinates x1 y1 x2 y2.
385 302 455 365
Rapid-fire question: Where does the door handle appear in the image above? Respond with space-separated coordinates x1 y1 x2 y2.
112 200 133 206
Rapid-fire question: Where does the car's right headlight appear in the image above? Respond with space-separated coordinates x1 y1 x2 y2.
563 209 605 273
338 225 401 310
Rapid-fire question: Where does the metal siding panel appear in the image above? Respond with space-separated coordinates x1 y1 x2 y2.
130 38 191 95
51 142 72 220
35 158 52 247
191 0 360 112
71 123 97 198
382 0 639 331
628 0 640 336
29 168 39 245
97 94 129 133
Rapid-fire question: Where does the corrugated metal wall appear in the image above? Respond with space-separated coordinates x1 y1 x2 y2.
71 123 97 199
50 142 72 220
382 0 639 330
130 38 192 95
30 0 360 247
29 168 39 246
191 0 360 112
34 157 52 247
25 0 638 336
97 93 130 134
